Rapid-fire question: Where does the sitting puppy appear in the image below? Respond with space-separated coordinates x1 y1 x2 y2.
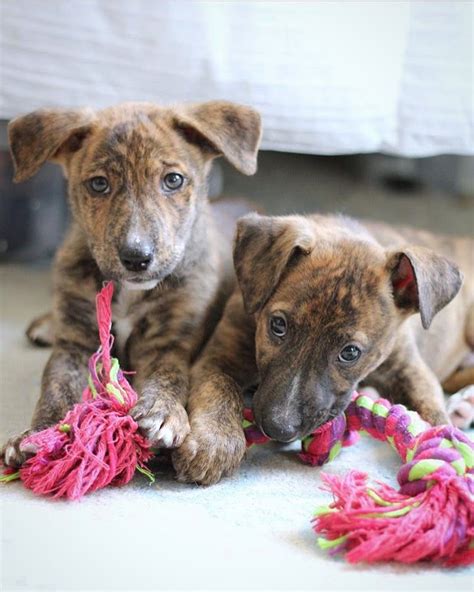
173 212 473 485
2 101 261 467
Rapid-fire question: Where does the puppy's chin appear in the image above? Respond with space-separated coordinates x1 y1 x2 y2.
123 279 159 291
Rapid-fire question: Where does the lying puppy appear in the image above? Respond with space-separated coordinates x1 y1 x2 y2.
2 101 261 467
173 212 473 485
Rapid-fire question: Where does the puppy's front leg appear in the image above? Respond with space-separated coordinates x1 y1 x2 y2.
173 291 257 485
2 343 92 467
130 350 191 449
173 372 246 485
127 288 213 449
2 284 98 468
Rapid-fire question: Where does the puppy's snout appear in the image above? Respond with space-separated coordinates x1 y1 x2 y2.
119 244 153 272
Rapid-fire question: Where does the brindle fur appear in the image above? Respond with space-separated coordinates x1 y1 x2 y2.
1 101 261 467
173 213 473 485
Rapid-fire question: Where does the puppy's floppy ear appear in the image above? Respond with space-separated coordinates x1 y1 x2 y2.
8 108 95 182
234 213 316 314
173 101 262 175
387 246 463 329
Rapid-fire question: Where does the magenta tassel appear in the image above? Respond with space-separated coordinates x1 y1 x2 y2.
15 282 152 500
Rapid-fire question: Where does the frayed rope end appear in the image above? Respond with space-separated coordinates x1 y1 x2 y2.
313 470 474 566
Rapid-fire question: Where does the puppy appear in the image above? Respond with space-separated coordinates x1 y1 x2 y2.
173 212 473 485
2 101 261 467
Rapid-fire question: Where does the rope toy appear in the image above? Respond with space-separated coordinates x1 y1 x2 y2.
2 283 473 566
1 282 153 500
244 394 474 566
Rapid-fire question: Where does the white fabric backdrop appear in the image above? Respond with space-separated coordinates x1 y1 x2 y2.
1 0 472 156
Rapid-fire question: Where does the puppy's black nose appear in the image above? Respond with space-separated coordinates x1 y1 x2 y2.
259 418 299 443
119 246 153 272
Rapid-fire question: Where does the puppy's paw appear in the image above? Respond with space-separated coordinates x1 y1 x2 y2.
447 385 474 429
1 430 37 468
172 421 246 486
132 399 190 449
26 312 54 347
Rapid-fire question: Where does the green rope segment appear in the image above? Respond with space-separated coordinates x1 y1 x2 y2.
0 471 20 483
136 464 155 483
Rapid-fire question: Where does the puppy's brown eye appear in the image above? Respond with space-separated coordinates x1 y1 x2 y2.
88 176 110 195
338 345 361 363
269 313 287 338
163 172 184 191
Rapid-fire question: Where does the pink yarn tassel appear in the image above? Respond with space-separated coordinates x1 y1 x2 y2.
12 282 153 500
314 469 474 565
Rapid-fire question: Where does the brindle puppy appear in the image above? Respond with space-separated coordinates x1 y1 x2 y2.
173 212 473 485
1 101 261 467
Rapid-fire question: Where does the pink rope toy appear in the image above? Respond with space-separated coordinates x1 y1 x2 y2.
1 282 153 500
244 395 474 566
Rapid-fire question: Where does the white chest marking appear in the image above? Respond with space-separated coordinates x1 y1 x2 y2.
113 317 134 360
112 281 159 359
112 286 139 359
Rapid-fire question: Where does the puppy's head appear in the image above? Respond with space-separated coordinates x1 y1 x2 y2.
234 213 462 442
9 101 261 287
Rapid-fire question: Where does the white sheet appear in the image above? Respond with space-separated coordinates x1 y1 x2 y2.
0 1 473 153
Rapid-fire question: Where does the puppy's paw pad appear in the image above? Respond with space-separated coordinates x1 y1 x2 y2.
447 386 474 429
